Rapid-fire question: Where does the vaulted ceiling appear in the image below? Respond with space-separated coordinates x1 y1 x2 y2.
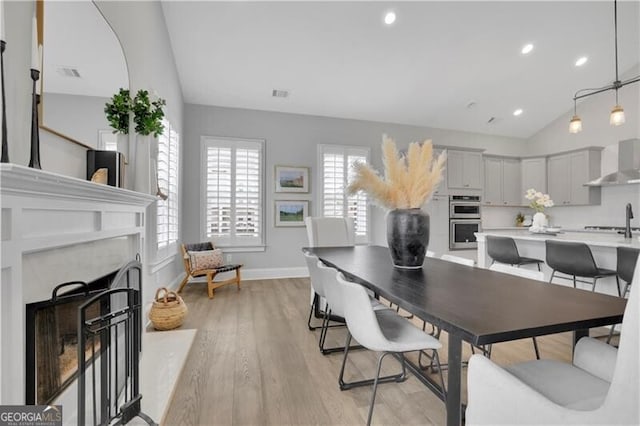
162 1 640 139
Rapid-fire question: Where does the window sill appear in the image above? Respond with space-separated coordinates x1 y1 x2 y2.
215 245 266 253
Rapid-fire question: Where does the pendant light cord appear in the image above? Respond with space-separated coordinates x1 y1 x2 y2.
614 0 619 83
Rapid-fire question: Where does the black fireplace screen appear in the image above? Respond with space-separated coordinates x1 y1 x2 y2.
25 260 143 406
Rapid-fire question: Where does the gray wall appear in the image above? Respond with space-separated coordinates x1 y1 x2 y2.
183 103 527 270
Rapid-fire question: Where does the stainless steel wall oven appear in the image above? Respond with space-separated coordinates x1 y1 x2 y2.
449 195 481 250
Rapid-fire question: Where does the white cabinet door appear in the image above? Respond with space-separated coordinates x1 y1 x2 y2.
570 151 590 205
502 158 522 205
547 155 571 205
483 157 502 205
447 151 465 189
463 152 483 189
521 158 547 204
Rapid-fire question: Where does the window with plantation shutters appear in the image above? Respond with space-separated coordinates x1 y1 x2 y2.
157 119 179 248
318 145 370 244
201 137 265 248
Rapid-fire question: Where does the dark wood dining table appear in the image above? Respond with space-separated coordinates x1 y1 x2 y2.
304 245 627 426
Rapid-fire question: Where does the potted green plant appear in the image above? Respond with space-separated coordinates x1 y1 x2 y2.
104 88 131 134
515 212 525 227
132 90 166 137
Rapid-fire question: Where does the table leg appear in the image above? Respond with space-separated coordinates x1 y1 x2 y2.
446 334 462 426
573 329 589 356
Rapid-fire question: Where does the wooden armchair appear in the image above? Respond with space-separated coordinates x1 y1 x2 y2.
178 242 242 299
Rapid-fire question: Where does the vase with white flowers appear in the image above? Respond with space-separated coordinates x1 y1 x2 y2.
347 135 447 268
525 188 554 230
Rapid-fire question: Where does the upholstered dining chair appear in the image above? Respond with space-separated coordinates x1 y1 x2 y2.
466 262 640 425
606 246 639 344
336 271 445 426
304 217 355 330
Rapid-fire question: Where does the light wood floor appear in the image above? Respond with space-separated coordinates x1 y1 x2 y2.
164 277 607 426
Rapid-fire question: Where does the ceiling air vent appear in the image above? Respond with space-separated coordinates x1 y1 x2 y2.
57 67 82 78
486 117 498 124
272 89 289 98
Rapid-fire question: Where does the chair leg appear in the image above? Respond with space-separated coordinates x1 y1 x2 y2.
338 333 405 391
549 270 556 284
591 277 597 292
177 274 190 293
606 324 616 345
308 293 320 331
623 282 631 297
532 337 540 359
536 262 541 272
207 271 218 299
366 352 392 426
572 275 577 289
615 276 621 297
235 268 242 290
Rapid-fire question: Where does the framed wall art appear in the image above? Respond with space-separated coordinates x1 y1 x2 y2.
274 166 309 193
274 200 309 227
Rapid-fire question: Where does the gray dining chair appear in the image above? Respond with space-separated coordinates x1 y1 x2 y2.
546 240 620 296
487 235 544 271
336 271 446 426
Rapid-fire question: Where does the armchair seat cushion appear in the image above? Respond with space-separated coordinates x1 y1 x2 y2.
506 359 610 410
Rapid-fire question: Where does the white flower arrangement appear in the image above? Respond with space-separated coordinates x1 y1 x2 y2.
525 188 554 213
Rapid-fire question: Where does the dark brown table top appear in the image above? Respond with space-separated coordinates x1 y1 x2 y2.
305 245 627 345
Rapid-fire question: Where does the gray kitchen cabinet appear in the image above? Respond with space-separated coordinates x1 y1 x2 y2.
448 150 483 190
422 195 449 255
483 157 521 206
547 149 601 206
434 148 449 195
483 157 503 205
547 155 571 205
521 158 547 204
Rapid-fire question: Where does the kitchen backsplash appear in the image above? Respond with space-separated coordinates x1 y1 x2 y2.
483 185 640 230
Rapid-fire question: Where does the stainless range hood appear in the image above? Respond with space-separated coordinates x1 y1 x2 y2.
585 139 640 186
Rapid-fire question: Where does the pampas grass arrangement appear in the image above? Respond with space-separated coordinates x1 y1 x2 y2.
347 135 447 210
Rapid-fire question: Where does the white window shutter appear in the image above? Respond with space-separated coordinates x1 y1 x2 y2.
157 119 180 248
205 146 232 241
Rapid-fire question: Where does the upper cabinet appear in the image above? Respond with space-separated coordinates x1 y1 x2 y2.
434 148 449 195
483 156 521 206
448 150 483 190
547 149 602 206
521 158 547 205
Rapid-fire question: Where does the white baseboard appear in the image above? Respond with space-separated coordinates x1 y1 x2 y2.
242 266 309 281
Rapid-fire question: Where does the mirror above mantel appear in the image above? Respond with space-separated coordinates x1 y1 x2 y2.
38 0 129 150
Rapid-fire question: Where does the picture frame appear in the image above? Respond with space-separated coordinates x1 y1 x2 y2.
274 165 309 193
275 200 309 227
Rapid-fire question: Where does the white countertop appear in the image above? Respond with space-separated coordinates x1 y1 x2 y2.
476 229 640 249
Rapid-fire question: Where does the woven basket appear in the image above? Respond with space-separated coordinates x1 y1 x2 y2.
149 287 188 331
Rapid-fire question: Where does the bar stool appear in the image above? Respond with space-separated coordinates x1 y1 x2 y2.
487 236 544 271
546 240 620 295
607 246 639 344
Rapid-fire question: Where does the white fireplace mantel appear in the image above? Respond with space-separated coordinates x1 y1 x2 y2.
0 164 156 405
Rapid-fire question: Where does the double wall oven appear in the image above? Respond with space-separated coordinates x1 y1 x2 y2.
449 195 482 250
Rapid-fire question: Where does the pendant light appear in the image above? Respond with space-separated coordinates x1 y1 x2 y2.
569 0 639 133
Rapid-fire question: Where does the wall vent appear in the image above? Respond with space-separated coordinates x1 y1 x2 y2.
272 89 289 98
57 67 82 78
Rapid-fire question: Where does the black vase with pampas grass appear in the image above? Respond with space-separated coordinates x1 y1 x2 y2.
347 135 447 268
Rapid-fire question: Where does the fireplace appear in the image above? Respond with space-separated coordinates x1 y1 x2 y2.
25 272 116 405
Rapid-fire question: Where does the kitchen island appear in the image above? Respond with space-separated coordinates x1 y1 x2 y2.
475 229 640 296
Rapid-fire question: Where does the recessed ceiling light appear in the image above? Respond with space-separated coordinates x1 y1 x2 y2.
513 109 523 116
384 11 396 25
575 56 588 67
521 44 534 55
